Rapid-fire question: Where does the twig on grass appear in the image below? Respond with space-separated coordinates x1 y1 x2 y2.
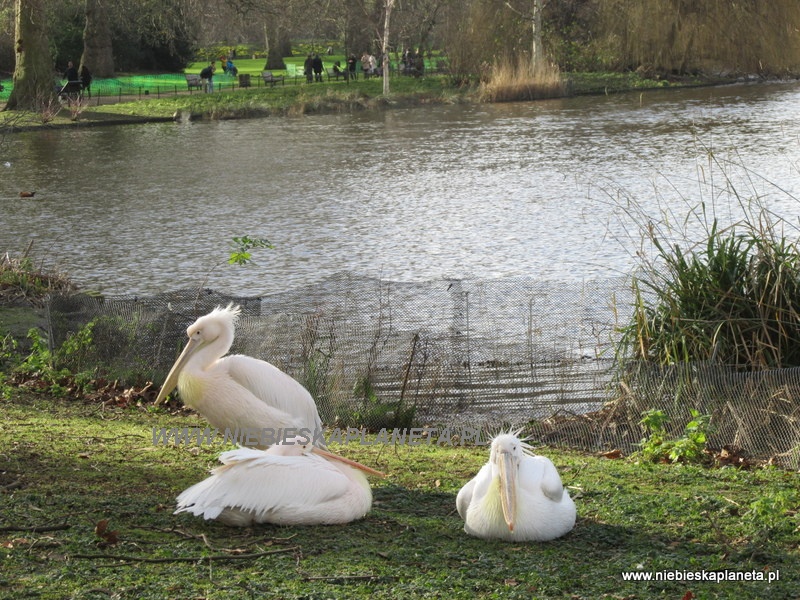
0 478 24 492
69 545 299 564
302 574 399 583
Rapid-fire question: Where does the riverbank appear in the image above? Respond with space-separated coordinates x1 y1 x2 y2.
0 71 744 132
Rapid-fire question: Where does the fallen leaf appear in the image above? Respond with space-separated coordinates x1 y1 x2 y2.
599 449 623 459
94 518 119 545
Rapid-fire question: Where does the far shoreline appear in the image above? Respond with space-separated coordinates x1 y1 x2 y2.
2 71 782 133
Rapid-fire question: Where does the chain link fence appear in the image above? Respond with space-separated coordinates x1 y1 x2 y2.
44 273 800 468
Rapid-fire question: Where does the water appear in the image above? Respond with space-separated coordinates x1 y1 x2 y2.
2 81 800 296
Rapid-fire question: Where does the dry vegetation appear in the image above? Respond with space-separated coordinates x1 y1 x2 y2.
478 56 565 103
0 243 77 306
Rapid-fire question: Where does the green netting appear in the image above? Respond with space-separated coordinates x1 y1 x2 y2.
42 273 800 468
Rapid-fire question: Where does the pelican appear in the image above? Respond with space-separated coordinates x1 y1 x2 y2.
175 436 384 526
155 304 325 447
456 433 576 542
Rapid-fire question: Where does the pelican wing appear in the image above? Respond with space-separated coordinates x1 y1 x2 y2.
456 463 492 519
222 354 324 435
519 454 564 502
175 448 352 521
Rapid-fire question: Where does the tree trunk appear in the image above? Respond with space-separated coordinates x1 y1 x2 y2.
5 0 55 111
381 0 395 95
264 25 288 70
82 0 114 78
531 0 544 72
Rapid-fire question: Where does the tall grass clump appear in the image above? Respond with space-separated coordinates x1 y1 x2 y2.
478 55 565 102
0 243 76 305
618 208 800 370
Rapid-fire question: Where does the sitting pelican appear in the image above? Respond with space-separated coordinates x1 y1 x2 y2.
155 304 325 447
175 436 384 526
456 433 576 542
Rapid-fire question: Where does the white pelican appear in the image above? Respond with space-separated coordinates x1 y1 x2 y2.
175 436 384 526
456 433 576 542
155 304 325 447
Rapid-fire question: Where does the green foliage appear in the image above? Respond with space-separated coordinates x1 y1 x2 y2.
227 235 273 266
619 216 800 370
345 375 417 430
638 408 712 464
744 490 799 547
14 323 99 397
0 333 18 398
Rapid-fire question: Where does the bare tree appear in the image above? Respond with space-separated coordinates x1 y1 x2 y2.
82 0 114 77
4 0 54 111
381 0 394 94
504 0 547 71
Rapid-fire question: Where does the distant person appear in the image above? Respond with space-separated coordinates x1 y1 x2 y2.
332 60 344 78
226 59 238 77
304 54 313 83
347 54 357 80
64 60 78 82
62 61 80 95
312 54 323 83
200 61 216 92
79 64 92 97
414 51 424 77
361 52 371 78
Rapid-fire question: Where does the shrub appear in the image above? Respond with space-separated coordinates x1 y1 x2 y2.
619 217 800 370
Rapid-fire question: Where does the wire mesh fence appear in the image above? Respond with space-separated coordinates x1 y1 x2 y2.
44 273 800 468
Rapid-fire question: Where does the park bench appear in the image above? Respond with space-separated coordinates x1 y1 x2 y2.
185 73 203 91
261 71 285 87
326 68 345 81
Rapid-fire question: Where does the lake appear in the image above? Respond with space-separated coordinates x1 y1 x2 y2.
2 81 800 296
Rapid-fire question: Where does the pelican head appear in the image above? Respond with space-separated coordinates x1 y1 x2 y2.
490 433 530 532
155 304 242 405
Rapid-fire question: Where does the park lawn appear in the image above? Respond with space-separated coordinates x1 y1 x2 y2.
0 389 797 599
85 75 461 121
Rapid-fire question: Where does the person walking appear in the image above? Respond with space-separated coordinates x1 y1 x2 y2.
200 61 216 92
79 64 92 97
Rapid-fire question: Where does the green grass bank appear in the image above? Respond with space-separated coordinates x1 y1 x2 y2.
1 390 797 599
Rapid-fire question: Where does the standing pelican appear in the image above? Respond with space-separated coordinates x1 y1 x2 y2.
155 304 325 446
456 433 576 542
175 436 384 526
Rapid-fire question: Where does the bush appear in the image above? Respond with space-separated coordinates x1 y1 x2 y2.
620 217 800 369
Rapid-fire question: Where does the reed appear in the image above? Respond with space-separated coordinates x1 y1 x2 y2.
619 210 800 370
478 55 565 103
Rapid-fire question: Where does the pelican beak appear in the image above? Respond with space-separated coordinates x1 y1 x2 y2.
498 450 517 532
311 447 386 477
154 336 202 405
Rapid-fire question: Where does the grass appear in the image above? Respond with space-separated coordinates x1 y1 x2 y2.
0 59 730 130
1 389 797 599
